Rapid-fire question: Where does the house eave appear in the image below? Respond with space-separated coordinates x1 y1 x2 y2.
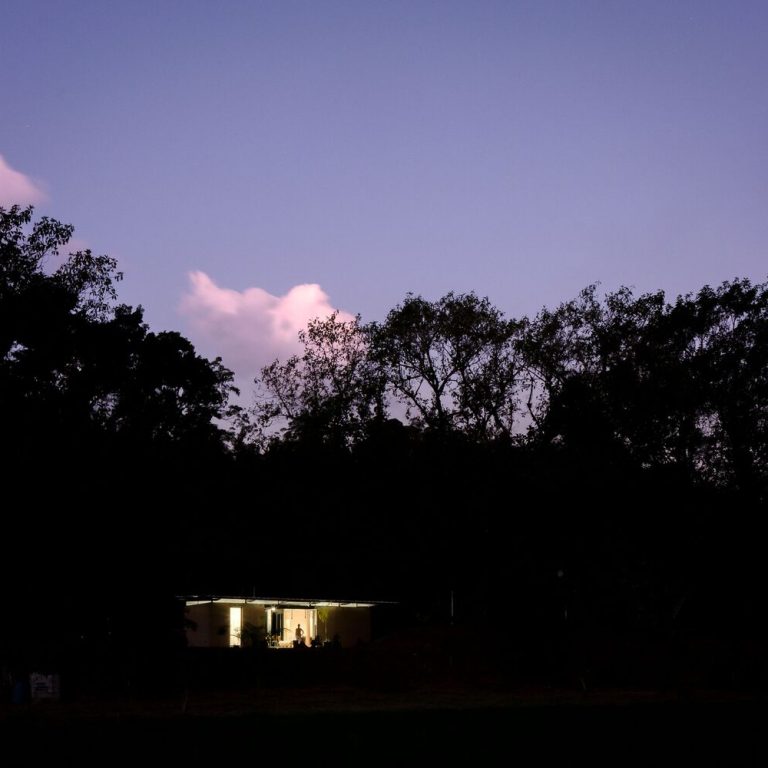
182 595 389 609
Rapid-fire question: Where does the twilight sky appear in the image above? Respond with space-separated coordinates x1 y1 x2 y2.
2 1 767 383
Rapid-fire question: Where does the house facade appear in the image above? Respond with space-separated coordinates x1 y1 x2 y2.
184 596 377 649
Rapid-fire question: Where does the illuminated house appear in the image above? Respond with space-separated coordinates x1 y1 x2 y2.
183 596 379 649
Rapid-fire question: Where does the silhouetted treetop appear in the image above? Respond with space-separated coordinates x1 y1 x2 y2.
369 292 525 439
2 205 766 680
251 279 767 500
252 312 386 448
0 205 237 463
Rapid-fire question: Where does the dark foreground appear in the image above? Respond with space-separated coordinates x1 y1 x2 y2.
4 687 766 765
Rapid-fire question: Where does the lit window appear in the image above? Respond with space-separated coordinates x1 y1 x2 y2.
230 607 242 647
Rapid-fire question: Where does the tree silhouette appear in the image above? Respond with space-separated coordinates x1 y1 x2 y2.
1 205 238 638
253 312 386 447
1 206 237 463
369 291 523 439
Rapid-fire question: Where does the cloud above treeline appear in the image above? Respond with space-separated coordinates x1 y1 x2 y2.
0 154 46 206
180 271 354 383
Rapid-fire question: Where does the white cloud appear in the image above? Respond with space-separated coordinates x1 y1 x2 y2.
179 271 354 384
0 154 46 207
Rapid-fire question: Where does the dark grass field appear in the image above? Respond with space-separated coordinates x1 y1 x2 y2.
4 640 767 764
4 688 767 765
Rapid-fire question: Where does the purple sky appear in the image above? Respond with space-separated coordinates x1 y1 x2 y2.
2 1 767 382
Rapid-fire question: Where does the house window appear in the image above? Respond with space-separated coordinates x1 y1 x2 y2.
273 610 284 639
229 607 242 647
267 608 284 643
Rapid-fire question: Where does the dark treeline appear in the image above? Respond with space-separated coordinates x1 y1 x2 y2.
2 206 767 687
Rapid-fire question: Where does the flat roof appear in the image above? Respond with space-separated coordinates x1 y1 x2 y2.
183 595 391 609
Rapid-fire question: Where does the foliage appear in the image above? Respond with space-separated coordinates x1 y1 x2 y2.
250 278 768 501
253 312 386 447
369 292 525 439
521 280 768 493
3 203 767 688
0 205 237 459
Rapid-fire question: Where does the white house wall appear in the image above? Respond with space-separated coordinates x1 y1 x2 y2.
185 602 267 648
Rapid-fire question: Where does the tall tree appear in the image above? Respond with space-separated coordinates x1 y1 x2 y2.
677 279 768 493
369 291 523 439
253 312 386 447
0 205 236 460
520 279 768 495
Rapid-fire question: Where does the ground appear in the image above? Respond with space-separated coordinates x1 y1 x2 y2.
4 684 766 764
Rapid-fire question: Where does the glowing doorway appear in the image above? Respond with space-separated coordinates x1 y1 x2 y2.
229 607 242 647
267 607 317 646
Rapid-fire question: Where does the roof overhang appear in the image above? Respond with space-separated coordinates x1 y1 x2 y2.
183 596 386 609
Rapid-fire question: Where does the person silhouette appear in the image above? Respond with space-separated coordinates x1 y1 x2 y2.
295 623 305 645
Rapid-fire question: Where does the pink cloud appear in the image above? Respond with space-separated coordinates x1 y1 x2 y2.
180 271 354 383
0 154 46 207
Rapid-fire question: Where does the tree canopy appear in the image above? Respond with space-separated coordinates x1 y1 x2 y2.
3 205 767 688
1 206 237 465
252 279 768 500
